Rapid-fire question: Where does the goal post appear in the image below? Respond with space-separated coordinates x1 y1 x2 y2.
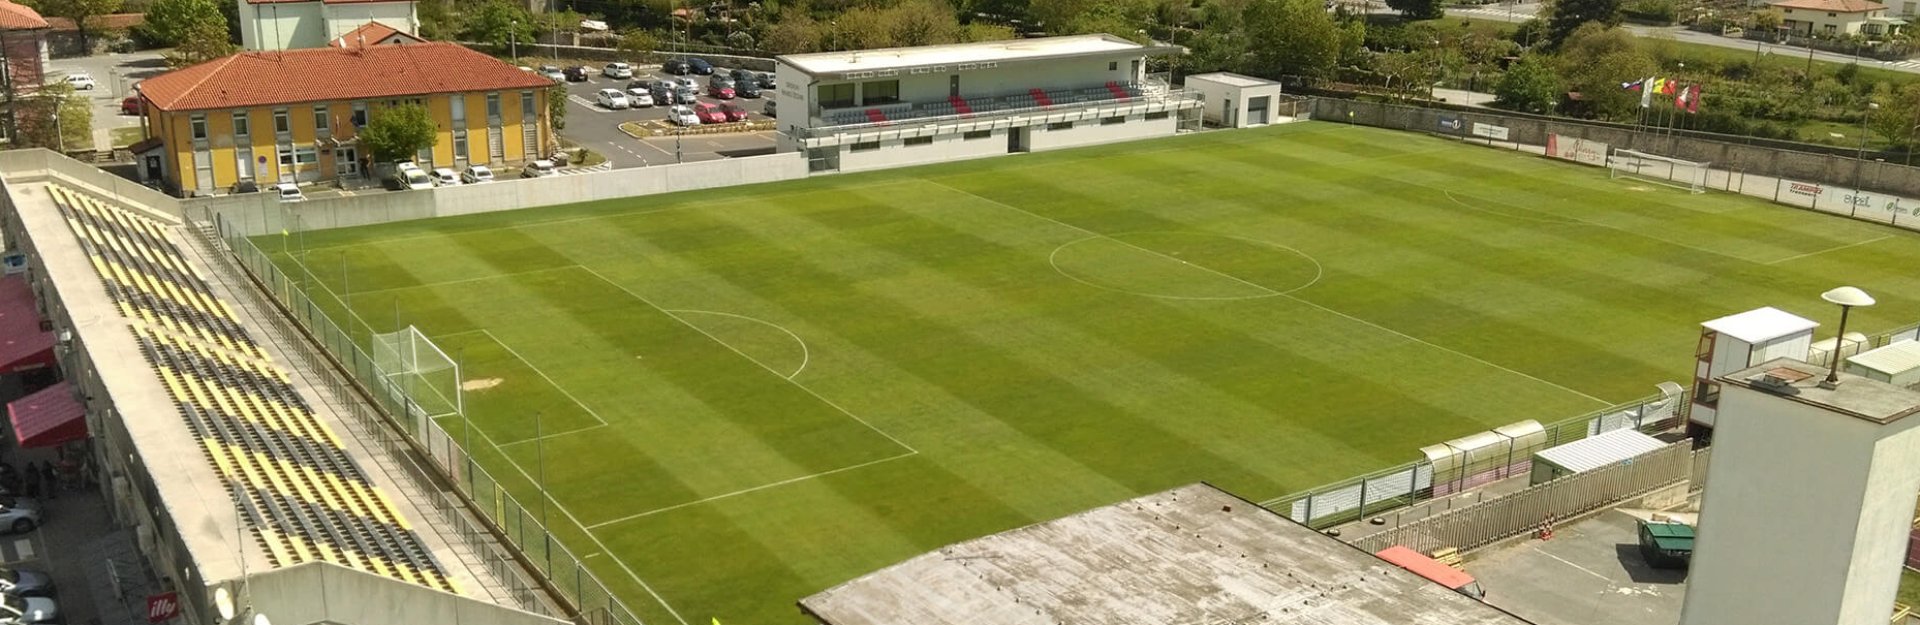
1608 148 1710 194
371 326 462 423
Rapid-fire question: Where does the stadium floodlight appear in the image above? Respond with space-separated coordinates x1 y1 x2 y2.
1820 286 1876 387
1608 149 1710 194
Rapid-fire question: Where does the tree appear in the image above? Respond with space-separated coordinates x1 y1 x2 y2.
418 0 460 41
1385 0 1443 20
1751 6 1783 32
1867 83 1920 147
138 0 225 46
358 103 436 163
35 0 122 51
760 9 819 53
14 82 88 151
888 0 960 47
1542 0 1621 49
1241 0 1348 80
165 16 236 67
463 0 534 49
616 29 658 55
1553 22 1652 119
1495 54 1562 113
547 84 567 132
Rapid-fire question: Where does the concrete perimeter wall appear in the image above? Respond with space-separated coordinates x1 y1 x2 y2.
1315 98 1920 200
240 561 566 625
192 152 809 236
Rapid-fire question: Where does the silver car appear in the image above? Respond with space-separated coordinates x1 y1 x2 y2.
0 568 52 598
0 593 55 624
0 499 39 534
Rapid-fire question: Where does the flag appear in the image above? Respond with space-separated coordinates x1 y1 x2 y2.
1639 77 1654 108
1687 84 1701 114
1651 78 1666 94
1674 83 1689 109
1622 78 1644 91
712 619 723 625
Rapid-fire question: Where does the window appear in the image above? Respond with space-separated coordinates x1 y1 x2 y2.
905 136 932 146
1047 121 1074 131
851 140 880 152
1695 332 1715 361
861 80 900 105
1101 116 1125 125
521 91 536 120
189 114 207 140
963 129 992 140
277 145 293 167
1108 61 1118 71
273 109 289 134
819 83 856 109
1146 111 1170 120
450 95 465 124
294 146 319 164
231 112 249 137
351 102 368 127
454 132 468 161
1695 381 1721 407
486 92 501 119
313 105 330 134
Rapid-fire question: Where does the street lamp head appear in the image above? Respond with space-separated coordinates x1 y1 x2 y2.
1870 102 1882 110
1822 286 1876 308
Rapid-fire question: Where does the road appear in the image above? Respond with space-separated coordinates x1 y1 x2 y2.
44 51 168 151
554 63 777 169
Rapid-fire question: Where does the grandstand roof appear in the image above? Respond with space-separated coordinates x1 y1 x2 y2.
799 483 1538 625
776 34 1180 79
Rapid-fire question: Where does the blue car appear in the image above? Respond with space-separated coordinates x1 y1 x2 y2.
688 58 714 75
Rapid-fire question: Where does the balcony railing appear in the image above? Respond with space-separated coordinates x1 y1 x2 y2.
799 80 1200 143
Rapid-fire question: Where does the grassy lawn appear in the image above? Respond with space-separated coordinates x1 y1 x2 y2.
260 122 1920 625
108 126 144 148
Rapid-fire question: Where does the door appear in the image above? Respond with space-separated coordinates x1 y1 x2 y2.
143 156 161 181
1224 98 1237 127
1131 60 1141 82
335 148 359 178
950 75 960 97
1007 127 1029 153
1248 95 1270 125
192 150 214 192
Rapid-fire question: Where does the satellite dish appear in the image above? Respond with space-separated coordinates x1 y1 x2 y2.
213 587 236 620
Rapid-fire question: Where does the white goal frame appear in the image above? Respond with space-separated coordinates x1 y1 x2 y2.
371 325 463 420
1608 148 1710 194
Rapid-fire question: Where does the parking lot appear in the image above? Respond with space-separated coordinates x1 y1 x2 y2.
1466 509 1687 625
552 61 777 168
45 51 170 151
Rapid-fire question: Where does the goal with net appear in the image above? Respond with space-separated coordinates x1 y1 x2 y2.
370 326 462 424
1608 148 1709 194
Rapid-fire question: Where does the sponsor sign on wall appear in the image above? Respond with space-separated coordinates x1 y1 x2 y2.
1437 116 1464 133
1776 178 1919 224
1546 134 1609 167
1471 122 1510 140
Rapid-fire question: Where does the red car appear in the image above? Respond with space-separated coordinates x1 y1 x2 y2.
692 102 728 124
720 103 748 122
707 84 735 100
119 96 143 115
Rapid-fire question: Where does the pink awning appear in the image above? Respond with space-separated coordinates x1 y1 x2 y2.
0 275 53 375
7 381 86 448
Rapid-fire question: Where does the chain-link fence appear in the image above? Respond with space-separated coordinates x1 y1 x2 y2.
191 206 647 625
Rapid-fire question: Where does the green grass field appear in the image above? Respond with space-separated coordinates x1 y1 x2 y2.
265 122 1920 625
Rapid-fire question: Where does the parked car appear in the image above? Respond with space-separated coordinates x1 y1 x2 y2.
720 102 748 122
595 88 630 109
663 58 691 75
730 68 756 86
763 99 777 118
0 568 53 598
602 62 634 79
692 102 728 124
538 65 565 82
61 73 95 90
429 168 459 186
119 96 143 115
649 85 678 105
626 90 654 107
667 105 701 126
229 180 259 194
521 159 556 178
674 77 699 91
688 58 714 74
274 183 305 203
391 164 433 190
0 593 55 624
735 81 762 98
757 72 776 89
627 79 655 93
709 74 735 89
460 165 495 184
674 86 699 104
562 66 590 82
707 84 735 99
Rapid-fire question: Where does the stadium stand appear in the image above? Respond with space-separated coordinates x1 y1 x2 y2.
43 183 458 595
817 83 1148 129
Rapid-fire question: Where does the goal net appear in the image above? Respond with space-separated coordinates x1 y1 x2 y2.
1608 148 1709 194
371 326 462 422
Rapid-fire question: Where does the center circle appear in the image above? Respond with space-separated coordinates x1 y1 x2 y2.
1048 232 1322 301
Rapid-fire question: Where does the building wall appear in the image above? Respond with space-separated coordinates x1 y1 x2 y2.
241 1 325 50
324 2 416 42
158 88 549 195
789 53 1145 121
834 110 1178 173
1679 383 1920 625
1780 7 1883 35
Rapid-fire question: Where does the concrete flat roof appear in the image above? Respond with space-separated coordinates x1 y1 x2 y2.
1722 358 1920 424
1534 428 1666 474
4 181 272 583
1846 340 1920 376
1702 307 1819 344
799 483 1537 625
1188 71 1281 88
777 34 1168 78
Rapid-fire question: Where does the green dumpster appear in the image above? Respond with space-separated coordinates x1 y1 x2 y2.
1637 520 1694 570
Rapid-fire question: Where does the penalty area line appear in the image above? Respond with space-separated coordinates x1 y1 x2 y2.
585 451 919 529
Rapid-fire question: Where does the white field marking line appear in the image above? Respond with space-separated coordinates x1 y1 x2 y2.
929 179 1616 407
455 402 691 625
497 422 612 448
291 178 928 253
480 328 610 426
666 309 810 379
1441 190 1584 225
1764 235 1892 265
1439 188 1764 265
585 451 918 529
1043 232 1325 301
575 265 919 454
335 265 585 298
1538 548 1616 584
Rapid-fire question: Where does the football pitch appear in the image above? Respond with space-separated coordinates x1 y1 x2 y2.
265 122 1920 625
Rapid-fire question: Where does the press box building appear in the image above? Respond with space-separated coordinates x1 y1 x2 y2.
772 35 1202 172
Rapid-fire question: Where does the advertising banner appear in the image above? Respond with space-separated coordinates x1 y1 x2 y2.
1471 122 1510 140
1546 134 1609 167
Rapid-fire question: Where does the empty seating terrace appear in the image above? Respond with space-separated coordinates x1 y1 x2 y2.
819 81 1154 128
42 183 458 594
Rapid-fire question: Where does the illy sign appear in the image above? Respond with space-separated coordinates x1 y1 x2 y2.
146 592 180 623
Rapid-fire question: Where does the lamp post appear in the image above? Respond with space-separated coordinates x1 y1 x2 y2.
1820 286 1877 388
510 20 519 64
1856 101 1879 199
